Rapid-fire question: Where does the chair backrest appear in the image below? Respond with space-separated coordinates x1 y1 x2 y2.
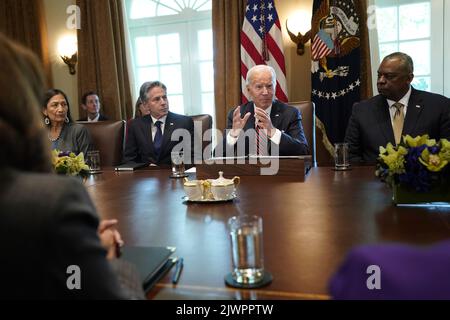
289 101 316 165
78 120 126 166
315 126 334 167
190 114 213 159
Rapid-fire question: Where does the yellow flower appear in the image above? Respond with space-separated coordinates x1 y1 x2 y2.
52 150 89 176
379 143 407 174
439 139 450 161
403 134 435 148
419 148 448 172
51 150 59 167
377 135 450 192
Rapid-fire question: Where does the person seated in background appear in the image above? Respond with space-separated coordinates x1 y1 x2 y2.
220 64 309 157
43 89 92 156
123 81 194 165
78 91 108 121
329 240 450 299
133 97 151 118
345 52 450 164
0 32 143 299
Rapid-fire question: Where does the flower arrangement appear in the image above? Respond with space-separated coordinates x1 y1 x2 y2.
52 150 90 177
376 135 450 193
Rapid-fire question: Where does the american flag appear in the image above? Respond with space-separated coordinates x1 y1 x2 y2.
311 29 334 60
241 0 288 103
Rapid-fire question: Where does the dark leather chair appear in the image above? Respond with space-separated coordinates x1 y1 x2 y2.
190 114 213 160
78 120 126 166
315 125 334 167
289 101 334 167
289 101 316 165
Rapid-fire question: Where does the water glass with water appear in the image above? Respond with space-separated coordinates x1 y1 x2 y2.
228 215 264 284
171 151 186 178
86 150 101 172
334 142 350 170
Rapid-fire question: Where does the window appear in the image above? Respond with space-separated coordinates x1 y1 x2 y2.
124 0 214 119
370 0 444 94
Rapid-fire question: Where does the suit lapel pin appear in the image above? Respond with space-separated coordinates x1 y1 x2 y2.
415 105 421 109
275 114 280 117
170 122 174 126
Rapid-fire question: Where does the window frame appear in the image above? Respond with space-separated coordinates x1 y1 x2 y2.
369 0 444 95
124 0 213 116
444 1 450 96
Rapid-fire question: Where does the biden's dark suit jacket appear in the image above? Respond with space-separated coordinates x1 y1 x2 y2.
0 169 142 299
344 88 450 163
220 100 309 156
123 112 194 165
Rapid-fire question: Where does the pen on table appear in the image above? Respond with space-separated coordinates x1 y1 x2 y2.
172 257 184 284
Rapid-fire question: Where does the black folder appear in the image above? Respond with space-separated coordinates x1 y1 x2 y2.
121 246 176 292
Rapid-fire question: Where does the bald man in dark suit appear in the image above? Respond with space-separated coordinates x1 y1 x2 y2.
345 52 450 164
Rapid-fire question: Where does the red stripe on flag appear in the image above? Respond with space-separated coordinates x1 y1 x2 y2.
241 31 265 65
240 1 288 102
266 33 286 74
312 34 333 60
241 62 249 79
241 60 249 103
275 81 288 102
275 19 281 29
311 35 322 50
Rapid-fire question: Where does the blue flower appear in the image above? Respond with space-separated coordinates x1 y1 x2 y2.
58 151 71 157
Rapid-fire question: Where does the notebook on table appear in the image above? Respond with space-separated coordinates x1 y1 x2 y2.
121 246 176 292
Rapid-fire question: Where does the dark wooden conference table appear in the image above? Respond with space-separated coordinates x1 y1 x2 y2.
84 166 450 300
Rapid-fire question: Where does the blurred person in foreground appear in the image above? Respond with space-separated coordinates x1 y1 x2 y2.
329 240 450 299
0 32 143 299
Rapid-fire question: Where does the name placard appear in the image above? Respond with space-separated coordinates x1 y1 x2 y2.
196 156 312 182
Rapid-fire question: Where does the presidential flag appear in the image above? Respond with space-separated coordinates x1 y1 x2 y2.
311 0 362 151
241 0 288 103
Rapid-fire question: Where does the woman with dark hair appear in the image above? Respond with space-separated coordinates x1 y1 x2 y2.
0 33 143 299
43 88 91 156
134 97 151 118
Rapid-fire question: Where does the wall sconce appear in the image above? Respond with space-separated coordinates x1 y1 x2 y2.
286 11 312 56
58 35 78 75
61 53 77 75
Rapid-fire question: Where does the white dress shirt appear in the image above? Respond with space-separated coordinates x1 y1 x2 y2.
87 114 100 122
226 104 282 146
151 115 167 141
386 86 411 124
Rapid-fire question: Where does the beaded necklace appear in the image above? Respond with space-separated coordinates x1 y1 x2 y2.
48 126 63 142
